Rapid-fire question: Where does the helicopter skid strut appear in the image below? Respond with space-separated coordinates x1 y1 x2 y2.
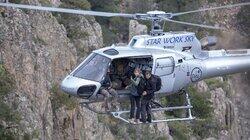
111 90 195 124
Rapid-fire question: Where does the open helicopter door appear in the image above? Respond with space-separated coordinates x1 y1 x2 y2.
111 54 195 124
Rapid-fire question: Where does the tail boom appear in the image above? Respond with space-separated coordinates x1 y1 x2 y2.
202 49 250 79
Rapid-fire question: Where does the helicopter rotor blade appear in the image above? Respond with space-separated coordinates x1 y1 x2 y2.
0 2 134 18
0 2 248 31
172 2 250 17
162 17 225 30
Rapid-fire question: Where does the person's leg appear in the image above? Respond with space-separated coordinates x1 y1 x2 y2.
135 96 141 120
146 99 152 123
141 98 147 123
109 88 118 103
108 88 119 109
109 88 118 98
100 89 111 111
129 95 136 119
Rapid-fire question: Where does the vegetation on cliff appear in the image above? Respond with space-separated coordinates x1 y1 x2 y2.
161 85 221 139
50 83 77 111
0 64 21 139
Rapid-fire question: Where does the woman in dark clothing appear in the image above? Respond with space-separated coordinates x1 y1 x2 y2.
126 67 144 124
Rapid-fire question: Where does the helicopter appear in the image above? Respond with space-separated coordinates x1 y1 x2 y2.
0 1 250 124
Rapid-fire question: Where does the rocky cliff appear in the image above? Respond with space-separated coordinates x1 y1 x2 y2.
199 1 250 139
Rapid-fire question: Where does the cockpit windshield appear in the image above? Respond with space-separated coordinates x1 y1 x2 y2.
73 53 111 82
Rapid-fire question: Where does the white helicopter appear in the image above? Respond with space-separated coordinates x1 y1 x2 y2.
1 2 250 124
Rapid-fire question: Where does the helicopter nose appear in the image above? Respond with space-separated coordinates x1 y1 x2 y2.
60 75 101 99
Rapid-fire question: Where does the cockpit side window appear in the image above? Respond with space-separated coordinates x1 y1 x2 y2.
73 53 111 82
129 39 137 47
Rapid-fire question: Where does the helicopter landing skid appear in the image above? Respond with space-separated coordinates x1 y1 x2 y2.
111 91 195 124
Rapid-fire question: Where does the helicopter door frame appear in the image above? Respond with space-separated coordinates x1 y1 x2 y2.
153 54 176 94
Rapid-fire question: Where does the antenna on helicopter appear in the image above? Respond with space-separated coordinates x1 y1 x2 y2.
0 2 249 35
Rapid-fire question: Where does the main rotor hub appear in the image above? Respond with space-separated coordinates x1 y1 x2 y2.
134 11 173 36
146 11 173 18
147 10 166 15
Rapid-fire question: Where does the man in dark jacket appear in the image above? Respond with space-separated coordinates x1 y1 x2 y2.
141 70 157 123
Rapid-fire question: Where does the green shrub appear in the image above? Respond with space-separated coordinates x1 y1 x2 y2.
0 101 21 123
0 102 20 139
22 129 40 140
156 136 169 140
0 65 20 139
60 0 91 10
0 65 15 97
188 86 220 138
188 86 213 119
53 11 90 40
97 115 126 138
102 25 119 46
161 93 185 117
205 78 227 90
0 27 4 45
0 125 16 140
33 36 47 45
191 119 220 139
9 0 22 4
67 28 89 39
89 0 120 12
98 114 161 140
89 0 129 46
50 83 77 110
168 121 191 140
38 0 51 6
162 85 215 139
205 78 231 97
109 17 129 34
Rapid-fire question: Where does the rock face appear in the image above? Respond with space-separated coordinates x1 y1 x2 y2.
129 20 148 40
195 76 250 140
0 8 76 139
228 74 250 140
194 1 250 139
210 87 235 140
56 14 103 61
